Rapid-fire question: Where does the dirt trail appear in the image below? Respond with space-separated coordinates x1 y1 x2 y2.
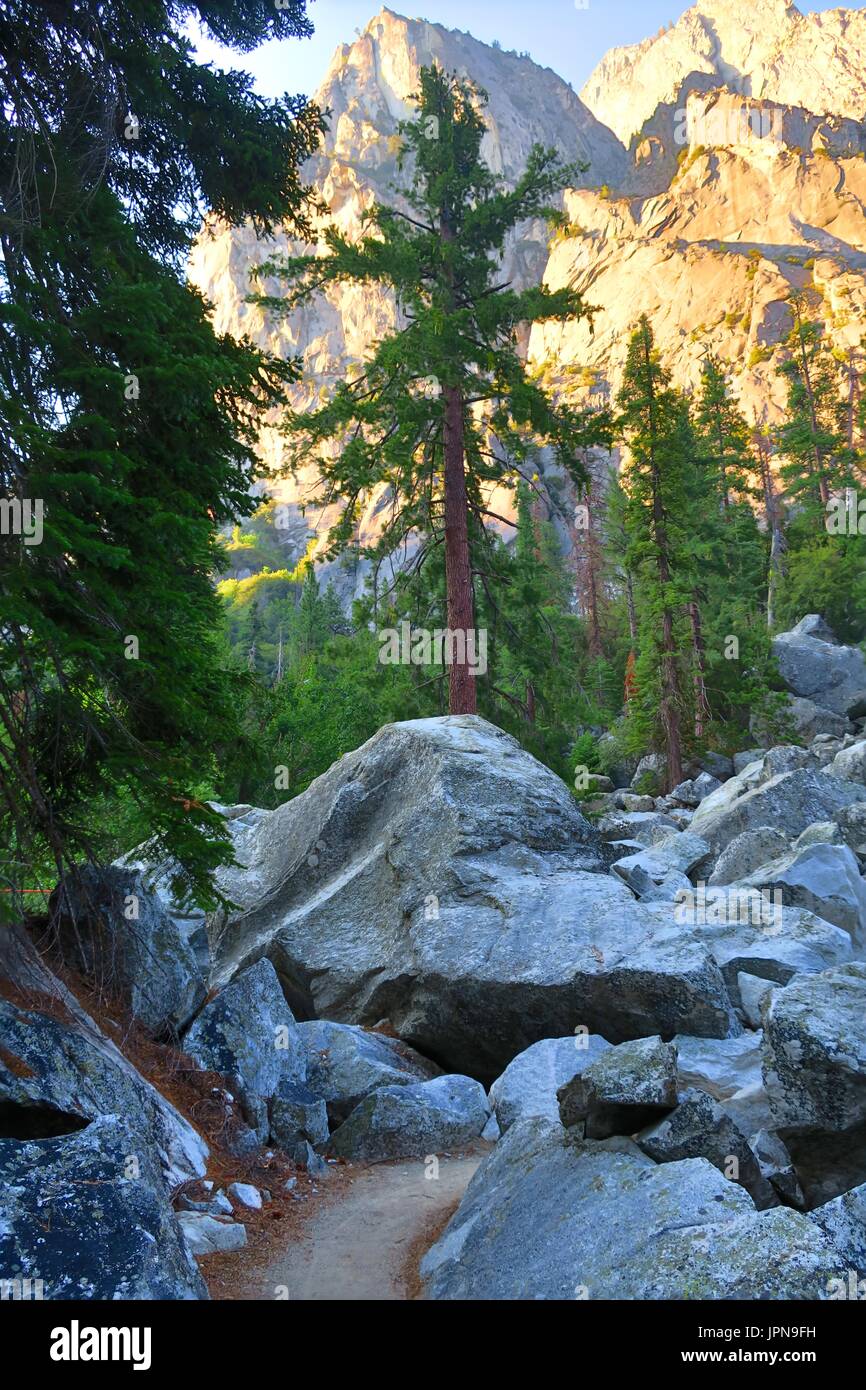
250 1152 484 1301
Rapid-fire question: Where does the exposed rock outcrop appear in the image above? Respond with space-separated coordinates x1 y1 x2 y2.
203 717 743 1079
329 1073 491 1161
50 864 205 1038
0 1114 207 1300
183 959 305 1141
421 1117 847 1300
581 0 866 145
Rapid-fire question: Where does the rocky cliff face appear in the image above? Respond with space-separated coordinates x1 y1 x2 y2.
581 0 866 147
190 8 627 598
189 3 866 594
530 86 866 431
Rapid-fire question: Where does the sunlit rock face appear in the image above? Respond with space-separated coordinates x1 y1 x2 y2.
189 8 627 601
529 87 866 430
581 0 866 148
190 5 866 601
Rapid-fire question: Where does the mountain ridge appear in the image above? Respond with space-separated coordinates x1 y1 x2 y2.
581 0 866 144
189 3 866 597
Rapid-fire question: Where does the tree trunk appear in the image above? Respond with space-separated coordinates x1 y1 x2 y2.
659 603 684 790
642 335 684 790
625 570 638 644
794 308 830 507
688 597 710 740
756 432 785 630
846 348 861 451
443 382 477 715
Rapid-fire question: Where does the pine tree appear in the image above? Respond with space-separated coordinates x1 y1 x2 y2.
253 65 605 715
776 296 849 516
694 354 754 508
753 426 786 629
604 473 638 647
0 3 324 909
617 318 695 788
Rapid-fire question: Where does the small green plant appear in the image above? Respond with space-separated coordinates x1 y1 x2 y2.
633 770 661 797
748 343 774 368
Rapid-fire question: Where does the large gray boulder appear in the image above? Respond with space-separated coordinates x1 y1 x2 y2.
697 752 735 782
0 997 207 1191
731 843 866 950
298 1020 441 1126
673 895 852 1005
674 1031 763 1100
828 739 866 785
610 831 710 894
557 1036 678 1137
809 1182 866 1270
637 1089 777 1209
778 696 852 743
488 1035 612 1133
269 1080 330 1151
183 959 305 1140
762 962 866 1134
421 1118 846 1300
328 1074 490 1161
691 767 864 854
50 865 205 1037
197 718 746 1078
788 614 839 645
772 617 866 717
0 1115 207 1299
708 827 790 886
669 773 722 807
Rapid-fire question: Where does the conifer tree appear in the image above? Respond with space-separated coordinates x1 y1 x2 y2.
0 2 323 908
254 65 604 715
617 318 694 788
694 354 754 508
776 296 849 514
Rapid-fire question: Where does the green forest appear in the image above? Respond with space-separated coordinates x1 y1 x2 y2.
3 1 866 915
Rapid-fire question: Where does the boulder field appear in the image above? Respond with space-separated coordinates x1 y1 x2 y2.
4 615 866 1299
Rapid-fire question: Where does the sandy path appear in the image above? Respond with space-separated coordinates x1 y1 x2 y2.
250 1151 484 1301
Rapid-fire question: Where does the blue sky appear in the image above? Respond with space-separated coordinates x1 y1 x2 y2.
190 1 860 103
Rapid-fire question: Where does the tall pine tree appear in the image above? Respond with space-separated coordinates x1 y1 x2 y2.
0 2 323 910
253 65 605 714
617 318 695 788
